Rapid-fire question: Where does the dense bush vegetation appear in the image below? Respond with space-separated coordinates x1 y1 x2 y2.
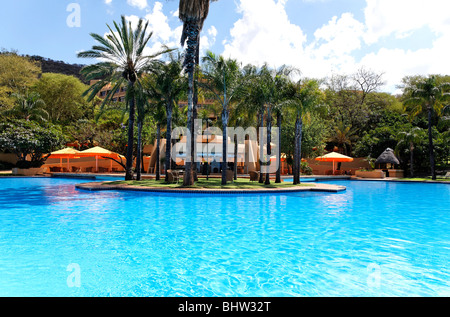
0 50 448 177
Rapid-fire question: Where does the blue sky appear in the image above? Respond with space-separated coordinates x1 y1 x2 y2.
1 0 449 93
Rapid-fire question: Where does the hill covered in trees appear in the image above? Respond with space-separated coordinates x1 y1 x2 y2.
26 54 86 83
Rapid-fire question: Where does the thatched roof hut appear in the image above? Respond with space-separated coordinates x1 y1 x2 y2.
375 148 400 165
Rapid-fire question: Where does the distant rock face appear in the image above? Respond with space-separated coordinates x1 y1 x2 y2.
28 55 86 83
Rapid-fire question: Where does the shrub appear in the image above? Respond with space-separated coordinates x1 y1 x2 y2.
0 120 66 168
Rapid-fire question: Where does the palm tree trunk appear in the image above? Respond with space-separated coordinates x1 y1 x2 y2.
193 41 200 182
165 102 173 182
221 106 228 186
258 107 265 184
293 113 303 185
156 123 161 181
125 91 135 181
409 142 414 178
275 110 281 183
265 105 272 185
234 134 238 181
136 119 143 181
427 107 436 180
183 70 195 186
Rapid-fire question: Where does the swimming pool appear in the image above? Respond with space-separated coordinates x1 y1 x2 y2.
0 177 449 296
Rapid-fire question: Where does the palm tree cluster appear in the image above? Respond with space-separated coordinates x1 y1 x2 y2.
77 6 324 185
403 76 450 180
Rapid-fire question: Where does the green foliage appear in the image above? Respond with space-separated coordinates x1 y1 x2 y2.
33 73 90 123
0 51 41 109
281 112 328 162
2 91 48 122
0 120 66 167
300 161 313 175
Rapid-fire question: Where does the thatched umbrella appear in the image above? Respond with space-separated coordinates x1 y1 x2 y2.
375 148 400 166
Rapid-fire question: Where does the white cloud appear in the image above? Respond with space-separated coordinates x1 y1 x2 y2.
360 0 450 92
222 0 306 69
127 0 148 10
220 0 450 93
200 26 218 53
104 0 112 5
364 0 450 44
122 2 216 58
312 13 365 57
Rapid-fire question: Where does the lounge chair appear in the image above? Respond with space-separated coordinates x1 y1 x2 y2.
71 166 81 173
98 167 108 173
226 170 234 182
249 171 259 182
444 172 450 179
167 170 180 184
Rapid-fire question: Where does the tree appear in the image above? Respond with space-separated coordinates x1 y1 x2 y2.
291 80 323 185
403 75 450 180
178 0 215 186
143 52 185 182
0 120 65 168
200 51 243 185
352 66 385 105
328 121 359 155
325 68 385 133
396 127 425 177
0 51 41 109
78 16 170 180
33 73 89 123
2 92 48 122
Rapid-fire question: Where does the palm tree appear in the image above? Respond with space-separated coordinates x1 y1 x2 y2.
228 99 255 180
178 0 215 186
134 87 153 181
78 16 170 180
404 75 450 180
257 65 297 185
200 51 242 185
291 80 323 185
239 64 269 183
143 52 185 182
396 127 425 178
328 121 359 155
272 78 297 183
3 92 48 122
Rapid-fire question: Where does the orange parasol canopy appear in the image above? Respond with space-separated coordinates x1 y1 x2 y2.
48 147 80 159
78 146 124 172
315 152 353 174
315 152 354 162
78 146 122 159
48 148 81 170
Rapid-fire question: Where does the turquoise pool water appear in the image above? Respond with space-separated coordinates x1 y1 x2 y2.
0 177 449 296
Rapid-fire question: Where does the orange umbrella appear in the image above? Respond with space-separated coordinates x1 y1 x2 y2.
48 148 80 170
315 152 353 175
78 146 123 172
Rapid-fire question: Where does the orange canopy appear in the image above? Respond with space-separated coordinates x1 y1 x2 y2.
48 147 80 159
315 152 353 174
78 146 124 172
78 146 122 159
315 152 353 162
